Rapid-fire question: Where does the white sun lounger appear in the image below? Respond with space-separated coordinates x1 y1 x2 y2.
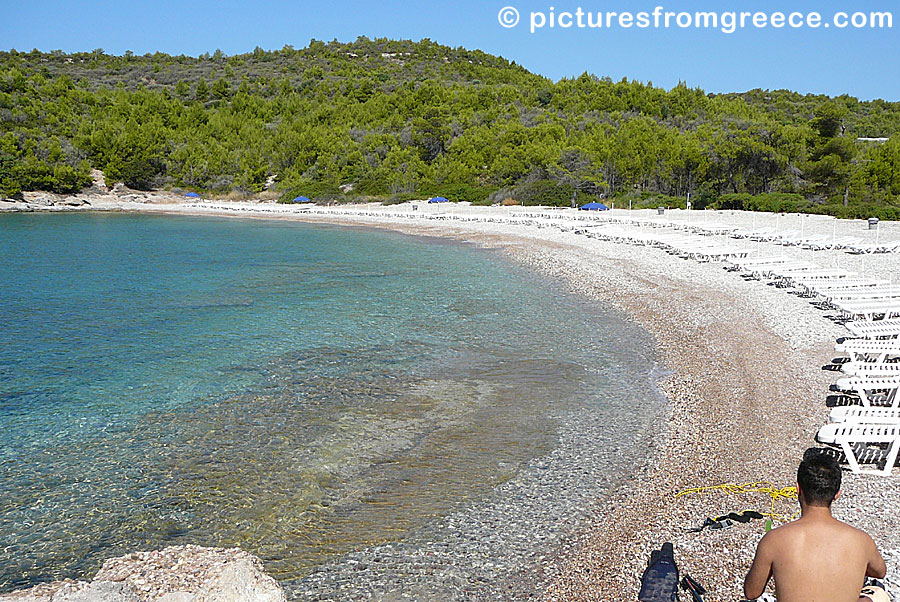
829 406 900 425
845 319 900 340
669 243 750 261
747 262 818 278
797 278 888 297
834 375 900 407
831 236 865 249
835 300 900 322
733 227 777 241
775 268 852 282
798 234 833 249
841 362 900 377
808 279 891 292
835 340 900 363
816 423 900 475
729 255 794 267
817 284 900 298
823 288 900 304
846 240 900 254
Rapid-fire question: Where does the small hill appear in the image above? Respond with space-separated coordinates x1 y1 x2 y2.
1 38 898 218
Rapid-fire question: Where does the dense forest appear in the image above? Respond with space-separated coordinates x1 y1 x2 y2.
1 38 899 218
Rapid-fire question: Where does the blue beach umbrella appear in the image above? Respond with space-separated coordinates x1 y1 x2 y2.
579 202 609 211
428 196 450 203
185 192 200 198
292 196 311 203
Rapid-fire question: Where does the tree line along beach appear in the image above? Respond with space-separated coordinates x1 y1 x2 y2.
2 41 900 221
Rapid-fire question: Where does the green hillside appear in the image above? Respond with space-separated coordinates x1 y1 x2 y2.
1 37 899 218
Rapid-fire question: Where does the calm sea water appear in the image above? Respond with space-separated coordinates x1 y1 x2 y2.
0 212 663 592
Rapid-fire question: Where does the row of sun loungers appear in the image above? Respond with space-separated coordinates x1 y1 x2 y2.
511 209 899 254
546 216 900 475
696 224 898 254
817 308 900 474
723 257 900 323
262 203 898 256
715 251 899 476
531 213 900 474
818 355 900 473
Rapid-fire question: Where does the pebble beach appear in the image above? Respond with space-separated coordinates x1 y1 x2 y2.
3 191 900 601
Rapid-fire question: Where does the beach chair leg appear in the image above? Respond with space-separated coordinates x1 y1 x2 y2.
840 440 863 474
881 441 900 477
855 386 872 408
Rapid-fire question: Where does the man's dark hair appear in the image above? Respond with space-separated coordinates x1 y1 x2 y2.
798 450 842 506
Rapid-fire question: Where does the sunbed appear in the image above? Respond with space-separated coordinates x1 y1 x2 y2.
829 406 900 425
841 362 900 377
728 255 794 268
796 278 888 297
807 278 890 292
835 339 900 363
833 375 900 408
816 423 900 475
835 299 900 322
845 319 900 339
845 240 900 254
746 261 818 279
821 287 900 303
813 283 900 299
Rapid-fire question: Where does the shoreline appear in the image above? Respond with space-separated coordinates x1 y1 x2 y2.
3 198 899 601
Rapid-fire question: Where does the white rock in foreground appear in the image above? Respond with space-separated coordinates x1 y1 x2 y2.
0 546 286 602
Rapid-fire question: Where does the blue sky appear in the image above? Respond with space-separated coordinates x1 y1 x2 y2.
2 0 898 100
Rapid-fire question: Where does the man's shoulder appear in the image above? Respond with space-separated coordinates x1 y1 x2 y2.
833 518 878 543
769 516 876 545
755 523 793 552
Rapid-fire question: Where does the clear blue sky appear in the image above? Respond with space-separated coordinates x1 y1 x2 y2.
3 0 898 100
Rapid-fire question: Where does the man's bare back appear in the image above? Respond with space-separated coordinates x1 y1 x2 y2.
744 452 887 602
744 506 886 602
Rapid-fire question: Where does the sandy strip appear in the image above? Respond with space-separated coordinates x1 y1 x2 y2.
6 199 899 601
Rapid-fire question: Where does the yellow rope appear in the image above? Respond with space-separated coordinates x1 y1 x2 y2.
674 481 800 522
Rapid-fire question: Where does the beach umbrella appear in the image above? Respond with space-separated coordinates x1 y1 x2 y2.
292 196 311 203
185 192 200 198
428 196 450 203
579 202 609 211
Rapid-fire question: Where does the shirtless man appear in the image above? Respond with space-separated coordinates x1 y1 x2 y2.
743 451 888 602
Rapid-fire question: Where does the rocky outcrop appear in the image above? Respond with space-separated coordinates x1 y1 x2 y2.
90 169 109 193
59 196 90 207
0 185 193 212
0 546 286 602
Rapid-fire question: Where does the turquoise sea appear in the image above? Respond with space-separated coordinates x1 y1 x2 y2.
0 212 664 592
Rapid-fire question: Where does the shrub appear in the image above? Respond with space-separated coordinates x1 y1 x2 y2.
421 183 493 203
614 191 684 209
488 180 599 207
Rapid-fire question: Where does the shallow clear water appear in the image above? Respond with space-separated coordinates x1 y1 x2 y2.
0 212 663 591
